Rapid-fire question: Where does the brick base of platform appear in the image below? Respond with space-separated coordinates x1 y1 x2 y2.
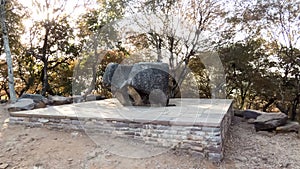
9 106 232 161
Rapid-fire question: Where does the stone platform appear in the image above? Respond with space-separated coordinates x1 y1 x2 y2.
9 98 233 161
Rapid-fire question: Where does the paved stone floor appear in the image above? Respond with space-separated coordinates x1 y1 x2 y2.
10 98 232 127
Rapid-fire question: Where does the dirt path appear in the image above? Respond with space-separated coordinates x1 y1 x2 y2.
1 106 300 169
224 117 300 169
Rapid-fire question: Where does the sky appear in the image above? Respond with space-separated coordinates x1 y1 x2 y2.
18 0 97 45
15 0 300 50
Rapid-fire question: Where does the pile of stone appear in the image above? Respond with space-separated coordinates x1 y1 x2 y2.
6 94 106 112
7 94 48 111
235 109 300 133
103 62 170 107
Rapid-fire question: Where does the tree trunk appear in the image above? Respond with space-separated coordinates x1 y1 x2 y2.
0 0 17 102
291 94 299 121
263 98 275 112
156 37 162 62
41 25 49 96
41 62 49 96
275 101 289 115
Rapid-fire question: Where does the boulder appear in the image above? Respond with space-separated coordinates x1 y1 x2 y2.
110 64 133 90
0 100 7 104
72 95 84 103
19 93 46 103
102 63 121 88
103 62 170 106
243 109 264 119
85 94 106 102
276 121 300 133
149 88 169 106
85 95 96 102
8 98 35 111
114 86 132 105
128 62 169 95
19 94 48 108
48 95 72 105
254 113 288 131
95 95 106 100
34 101 46 109
247 118 256 124
127 86 143 106
233 109 244 117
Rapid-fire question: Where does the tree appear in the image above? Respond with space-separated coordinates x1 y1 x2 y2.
188 56 211 98
224 0 299 119
219 38 271 109
25 0 80 96
0 0 28 99
74 0 127 96
0 0 17 102
122 0 227 98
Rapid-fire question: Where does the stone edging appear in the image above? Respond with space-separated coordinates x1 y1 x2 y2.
9 103 232 162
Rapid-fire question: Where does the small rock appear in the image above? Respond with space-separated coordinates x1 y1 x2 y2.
87 151 98 160
254 112 288 131
67 158 73 161
235 156 247 162
48 95 71 105
261 157 268 161
34 101 46 109
0 163 9 169
27 138 35 143
247 118 256 124
95 95 106 100
7 98 35 111
5 147 12 152
71 132 78 138
33 163 43 169
280 162 291 168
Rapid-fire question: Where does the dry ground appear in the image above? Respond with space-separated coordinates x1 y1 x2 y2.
0 106 300 169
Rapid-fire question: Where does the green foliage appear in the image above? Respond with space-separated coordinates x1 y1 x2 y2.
219 39 270 109
73 0 127 97
25 5 79 95
0 0 26 99
188 57 211 98
0 0 298 120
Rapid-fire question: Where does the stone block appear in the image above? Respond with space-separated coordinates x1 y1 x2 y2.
202 127 220 132
114 122 129 128
38 118 49 123
191 146 204 152
9 117 25 122
61 119 72 124
208 153 222 162
103 62 169 106
71 120 81 125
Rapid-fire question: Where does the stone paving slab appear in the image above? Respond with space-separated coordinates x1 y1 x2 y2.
10 98 233 127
